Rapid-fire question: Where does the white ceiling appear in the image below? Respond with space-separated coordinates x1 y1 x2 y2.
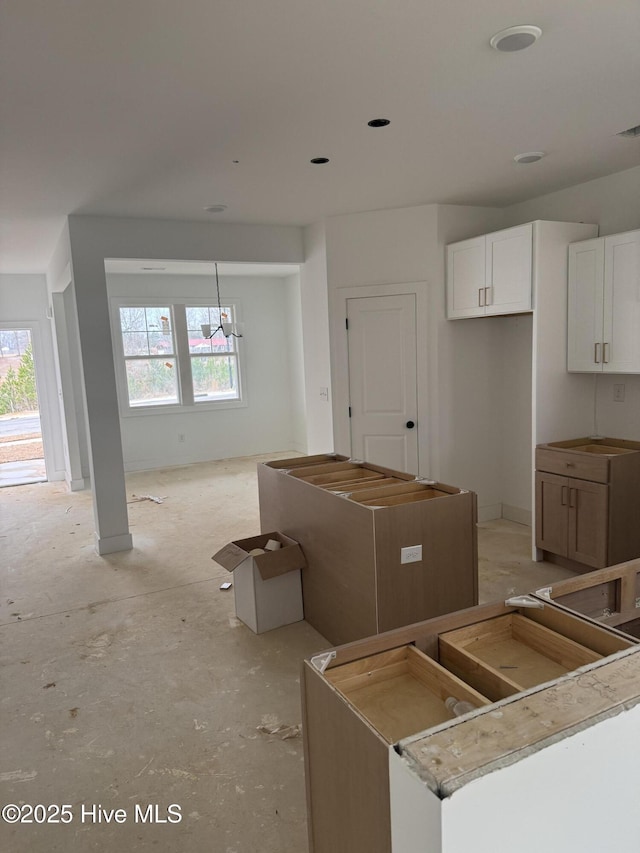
1 0 639 273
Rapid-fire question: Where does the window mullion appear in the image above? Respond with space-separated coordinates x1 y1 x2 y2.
173 305 193 405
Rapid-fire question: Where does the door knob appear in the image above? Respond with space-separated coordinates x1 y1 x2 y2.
406 420 415 429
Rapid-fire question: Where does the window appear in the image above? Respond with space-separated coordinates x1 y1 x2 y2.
112 300 244 414
118 306 179 407
185 306 240 403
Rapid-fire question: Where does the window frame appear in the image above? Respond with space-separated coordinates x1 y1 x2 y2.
110 296 246 417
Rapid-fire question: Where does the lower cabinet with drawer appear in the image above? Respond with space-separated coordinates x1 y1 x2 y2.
535 437 640 570
302 595 640 853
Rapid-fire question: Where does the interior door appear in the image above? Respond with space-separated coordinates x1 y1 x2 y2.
347 294 418 473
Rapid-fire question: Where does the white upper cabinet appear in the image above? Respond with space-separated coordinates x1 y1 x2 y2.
446 223 532 319
446 236 485 318
485 224 533 315
568 229 640 373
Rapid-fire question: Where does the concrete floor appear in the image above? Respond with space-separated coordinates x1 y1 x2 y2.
1 454 574 852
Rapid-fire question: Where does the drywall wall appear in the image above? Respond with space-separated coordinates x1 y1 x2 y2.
504 165 640 444
439 702 640 853
0 273 65 481
107 272 305 470
389 700 640 853
324 203 506 516
389 751 441 853
504 164 640 239
284 272 307 454
499 314 533 523
325 205 437 479
432 205 505 520
301 222 334 453
67 213 304 552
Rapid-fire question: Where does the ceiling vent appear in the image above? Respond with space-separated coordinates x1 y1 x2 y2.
617 124 640 138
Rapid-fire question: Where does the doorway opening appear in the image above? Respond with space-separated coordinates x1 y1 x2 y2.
0 328 46 486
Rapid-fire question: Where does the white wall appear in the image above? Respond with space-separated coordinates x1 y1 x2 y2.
433 205 506 518
499 314 533 522
107 272 306 470
324 203 508 514
390 700 640 853
439 702 640 853
504 165 640 444
0 273 65 481
67 213 304 552
301 222 334 453
283 273 308 454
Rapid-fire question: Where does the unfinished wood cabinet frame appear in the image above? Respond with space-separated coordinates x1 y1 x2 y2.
303 598 635 853
259 455 478 645
540 558 640 637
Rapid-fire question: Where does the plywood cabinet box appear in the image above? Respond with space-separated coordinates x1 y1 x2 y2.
535 437 640 571
539 557 640 639
258 454 477 645
302 590 640 853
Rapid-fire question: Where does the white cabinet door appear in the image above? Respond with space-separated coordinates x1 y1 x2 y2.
446 236 486 319
568 239 605 372
485 223 532 315
603 231 640 373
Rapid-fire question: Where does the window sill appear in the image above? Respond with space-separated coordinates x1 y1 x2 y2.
119 398 247 417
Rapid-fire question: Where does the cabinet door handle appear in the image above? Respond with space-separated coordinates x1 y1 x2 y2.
594 342 601 364
569 488 576 509
484 286 491 306
603 342 610 363
561 485 568 506
478 288 485 307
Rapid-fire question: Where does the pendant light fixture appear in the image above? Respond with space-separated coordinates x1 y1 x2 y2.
201 263 243 340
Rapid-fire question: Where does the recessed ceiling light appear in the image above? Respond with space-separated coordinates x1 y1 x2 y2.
310 157 330 164
490 25 542 52
204 204 227 213
368 118 390 127
514 151 546 164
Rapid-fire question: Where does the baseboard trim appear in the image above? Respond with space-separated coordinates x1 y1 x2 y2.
477 503 502 523
95 532 133 555
502 504 532 527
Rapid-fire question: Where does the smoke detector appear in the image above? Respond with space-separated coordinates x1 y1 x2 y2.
490 25 542 52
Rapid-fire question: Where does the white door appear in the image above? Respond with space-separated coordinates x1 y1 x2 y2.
603 230 640 373
568 238 605 372
347 294 419 473
485 223 532 315
446 236 486 318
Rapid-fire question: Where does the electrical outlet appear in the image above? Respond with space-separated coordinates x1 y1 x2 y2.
178 433 186 442
401 545 422 564
613 384 625 402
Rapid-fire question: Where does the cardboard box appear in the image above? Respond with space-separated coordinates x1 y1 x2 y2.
212 532 306 633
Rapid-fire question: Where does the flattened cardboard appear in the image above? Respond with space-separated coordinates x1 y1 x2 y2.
212 531 306 580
